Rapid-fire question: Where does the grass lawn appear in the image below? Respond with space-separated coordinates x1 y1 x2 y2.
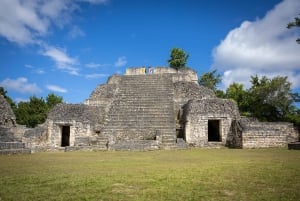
0 148 299 201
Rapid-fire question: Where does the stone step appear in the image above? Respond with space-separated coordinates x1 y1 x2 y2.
0 142 25 150
106 115 175 120
0 148 31 155
65 146 108 152
102 74 176 138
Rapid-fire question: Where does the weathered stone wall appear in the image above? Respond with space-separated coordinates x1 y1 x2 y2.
125 67 198 83
0 94 19 143
18 67 299 151
48 104 104 124
174 82 215 108
183 99 240 147
22 104 106 150
125 67 148 75
23 124 49 151
0 95 16 127
241 119 299 148
47 120 93 147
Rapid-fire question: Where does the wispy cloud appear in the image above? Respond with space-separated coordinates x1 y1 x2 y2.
0 0 74 45
114 56 127 67
78 0 110 5
0 0 109 46
212 0 300 89
0 77 42 94
85 73 109 79
25 64 45 74
68 25 85 39
85 62 101 68
0 0 107 76
42 46 79 75
46 84 67 93
85 62 111 68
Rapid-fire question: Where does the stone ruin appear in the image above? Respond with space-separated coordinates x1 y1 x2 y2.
0 95 31 154
1 67 299 153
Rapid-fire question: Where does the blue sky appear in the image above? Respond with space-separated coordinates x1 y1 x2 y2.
0 0 299 104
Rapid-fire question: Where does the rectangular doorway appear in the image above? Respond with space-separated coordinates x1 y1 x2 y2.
208 120 221 142
61 126 70 147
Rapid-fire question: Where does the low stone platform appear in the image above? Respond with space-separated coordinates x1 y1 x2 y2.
288 142 300 150
110 140 159 151
0 142 31 154
0 148 31 155
65 146 108 152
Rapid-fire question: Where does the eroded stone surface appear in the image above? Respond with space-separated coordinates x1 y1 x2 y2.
2 67 298 152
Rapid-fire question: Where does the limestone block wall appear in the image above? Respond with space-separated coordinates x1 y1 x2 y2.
22 124 49 151
125 67 148 75
183 99 240 147
174 82 216 109
125 67 198 83
47 120 94 148
242 121 299 148
0 94 16 128
84 84 118 107
185 115 234 147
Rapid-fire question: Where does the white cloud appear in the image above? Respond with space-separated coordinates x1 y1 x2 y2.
0 0 74 45
114 56 127 67
33 69 45 74
85 62 101 68
46 85 67 93
212 0 300 89
0 0 46 45
85 73 109 79
25 64 45 74
42 46 79 75
0 77 42 94
69 25 85 39
78 0 109 4
85 62 111 68
0 0 105 45
0 0 108 77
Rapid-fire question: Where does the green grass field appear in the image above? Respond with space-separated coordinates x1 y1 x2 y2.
0 148 299 201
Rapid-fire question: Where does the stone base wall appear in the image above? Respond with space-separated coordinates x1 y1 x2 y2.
185 116 234 147
125 67 198 83
0 142 31 155
242 122 298 148
109 140 159 151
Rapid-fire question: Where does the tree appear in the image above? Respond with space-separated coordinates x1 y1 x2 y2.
15 93 63 128
46 93 63 110
168 48 189 70
247 75 294 121
225 83 249 114
198 70 222 93
287 15 300 44
15 96 48 128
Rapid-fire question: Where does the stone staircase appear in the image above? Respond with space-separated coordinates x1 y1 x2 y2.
101 74 177 149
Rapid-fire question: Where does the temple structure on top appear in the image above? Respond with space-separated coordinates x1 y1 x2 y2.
1 67 299 152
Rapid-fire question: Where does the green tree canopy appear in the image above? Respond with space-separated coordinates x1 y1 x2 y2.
14 93 63 128
287 15 300 44
225 82 249 114
15 96 48 128
247 75 294 121
46 93 63 109
198 70 222 93
168 48 189 70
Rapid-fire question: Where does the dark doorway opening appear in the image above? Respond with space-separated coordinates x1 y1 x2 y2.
61 126 70 147
208 120 221 142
